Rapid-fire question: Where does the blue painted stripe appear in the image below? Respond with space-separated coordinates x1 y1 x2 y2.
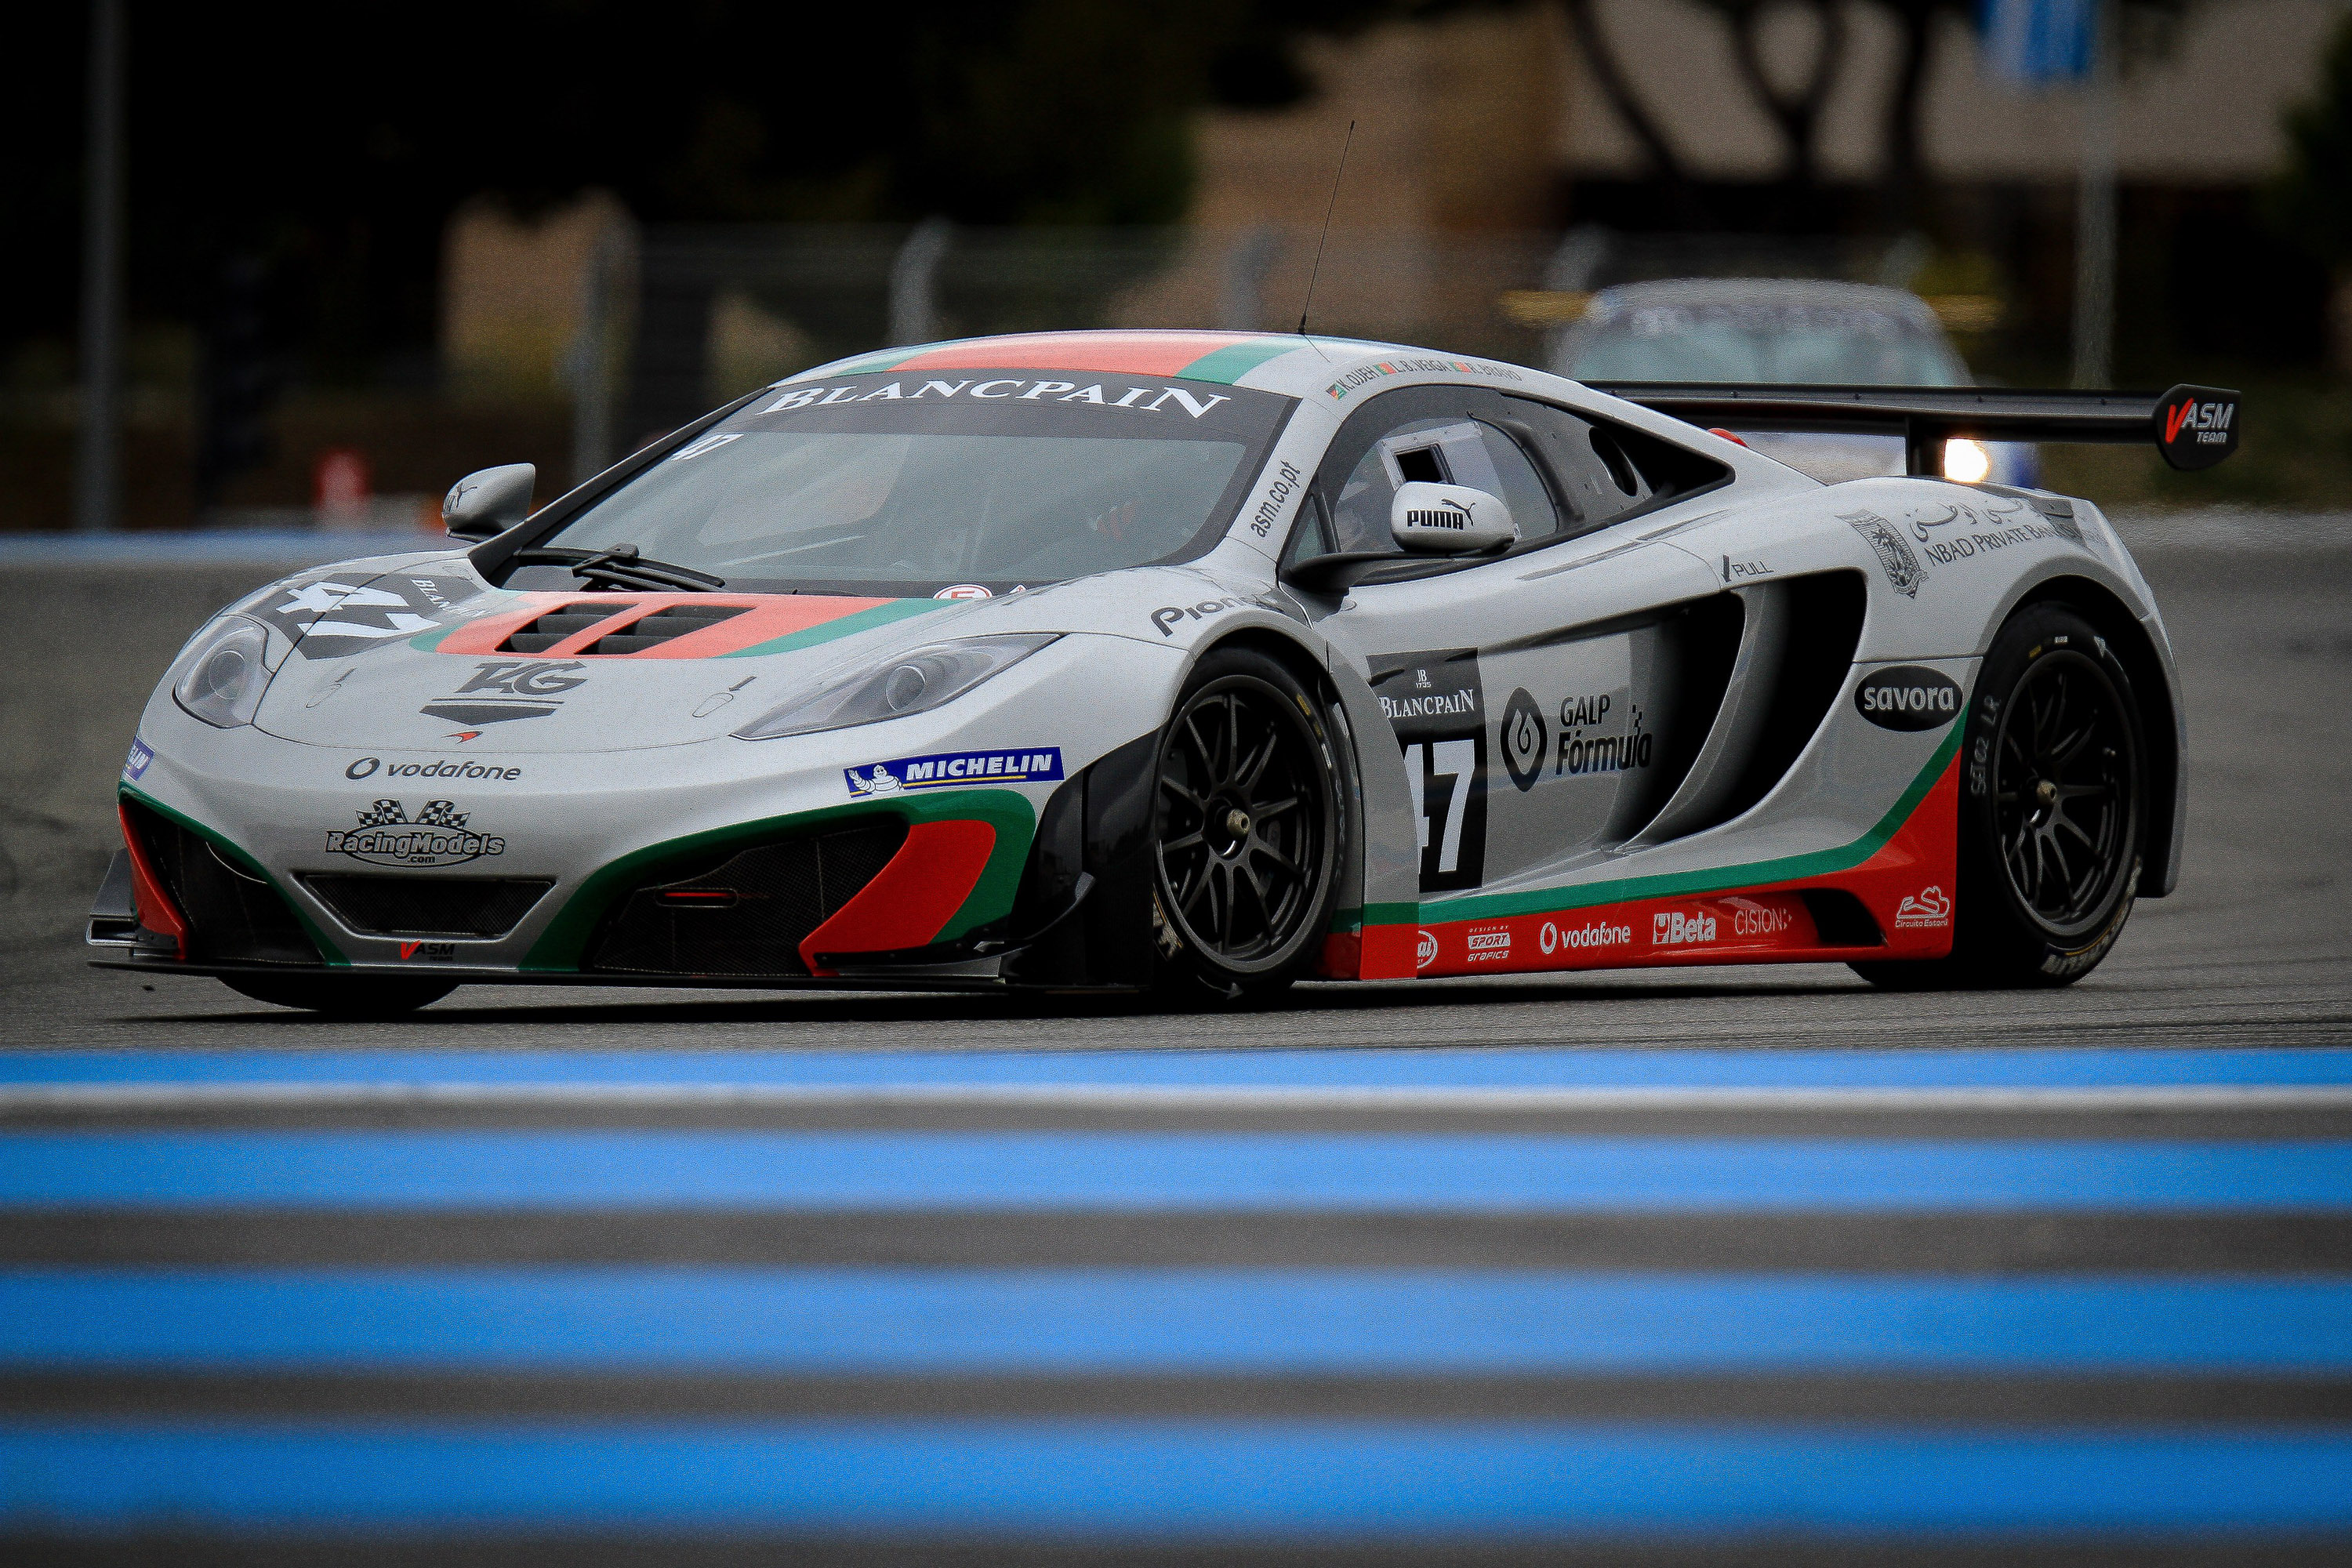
5 1420 2352 1534
3 1131 2347 1211
8 1047 2350 1090
5 1270 2350 1374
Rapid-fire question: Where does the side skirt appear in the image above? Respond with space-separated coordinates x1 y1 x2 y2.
1362 750 1959 980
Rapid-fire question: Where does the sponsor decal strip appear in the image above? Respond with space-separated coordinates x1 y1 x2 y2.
1337 728 1962 980
1409 723 1964 929
846 749 1064 798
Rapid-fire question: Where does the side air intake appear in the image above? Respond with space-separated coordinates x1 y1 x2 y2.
1632 571 1867 846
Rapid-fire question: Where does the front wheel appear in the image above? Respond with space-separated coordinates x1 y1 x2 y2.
1853 602 2145 991
1149 647 1343 1003
220 975 457 1018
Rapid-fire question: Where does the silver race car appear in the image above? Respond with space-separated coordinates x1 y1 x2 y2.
90 330 2238 1014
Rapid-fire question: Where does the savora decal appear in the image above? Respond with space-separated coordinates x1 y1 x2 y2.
1855 666 1963 731
1371 650 1486 894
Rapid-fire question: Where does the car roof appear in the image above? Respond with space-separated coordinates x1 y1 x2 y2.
794 328 1439 398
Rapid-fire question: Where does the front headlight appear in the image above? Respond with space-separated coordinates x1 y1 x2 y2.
172 615 278 729
732 633 1060 742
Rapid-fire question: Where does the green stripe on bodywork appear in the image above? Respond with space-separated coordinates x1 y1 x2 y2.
1338 724 1962 935
1411 723 1964 927
117 785 349 966
718 598 950 659
1178 339 1302 384
811 349 928 378
521 788 1036 971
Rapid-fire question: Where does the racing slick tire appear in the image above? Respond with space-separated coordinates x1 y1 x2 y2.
220 975 458 1018
1853 603 2144 991
1146 646 1343 1004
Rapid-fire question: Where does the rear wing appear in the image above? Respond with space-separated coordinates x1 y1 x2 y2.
1584 382 2241 477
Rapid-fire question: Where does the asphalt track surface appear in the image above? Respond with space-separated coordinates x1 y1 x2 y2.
1 514 2350 1563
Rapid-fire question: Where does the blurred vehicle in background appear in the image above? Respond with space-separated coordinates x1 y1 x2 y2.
1548 279 2035 488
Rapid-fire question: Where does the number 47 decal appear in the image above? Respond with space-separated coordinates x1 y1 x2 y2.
1404 739 1477 876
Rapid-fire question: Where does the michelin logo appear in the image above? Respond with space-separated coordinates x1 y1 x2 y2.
846 747 1065 797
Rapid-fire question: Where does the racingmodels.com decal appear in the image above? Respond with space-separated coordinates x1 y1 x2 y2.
845 748 1065 798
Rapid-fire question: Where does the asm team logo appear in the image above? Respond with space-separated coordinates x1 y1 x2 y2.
1894 886 1953 928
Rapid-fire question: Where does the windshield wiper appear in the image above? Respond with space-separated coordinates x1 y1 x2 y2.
513 544 726 593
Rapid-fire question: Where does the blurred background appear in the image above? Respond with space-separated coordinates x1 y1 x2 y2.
11 0 2352 539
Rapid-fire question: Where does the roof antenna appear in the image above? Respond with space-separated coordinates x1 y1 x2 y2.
1298 119 1355 345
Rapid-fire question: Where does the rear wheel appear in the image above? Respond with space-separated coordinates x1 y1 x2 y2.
1853 603 2144 990
1149 648 1343 1003
220 975 456 1018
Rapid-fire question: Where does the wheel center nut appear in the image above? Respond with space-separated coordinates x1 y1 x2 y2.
2034 779 2057 808
1225 808 1252 838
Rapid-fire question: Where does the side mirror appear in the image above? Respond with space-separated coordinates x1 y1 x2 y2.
442 463 535 541
1391 482 1515 554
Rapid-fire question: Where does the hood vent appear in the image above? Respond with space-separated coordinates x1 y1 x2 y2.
500 602 750 656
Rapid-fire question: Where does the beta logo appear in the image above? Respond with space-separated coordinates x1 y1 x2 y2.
1415 929 1439 969
1855 666 1963 731
1652 910 1718 946
1894 885 1953 928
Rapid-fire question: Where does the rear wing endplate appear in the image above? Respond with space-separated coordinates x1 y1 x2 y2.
1585 382 2241 476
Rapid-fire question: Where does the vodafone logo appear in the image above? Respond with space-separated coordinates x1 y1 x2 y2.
1539 919 1632 954
1416 930 1439 969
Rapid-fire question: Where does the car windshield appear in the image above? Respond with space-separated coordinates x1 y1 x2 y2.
511 371 1294 597
1563 299 1966 386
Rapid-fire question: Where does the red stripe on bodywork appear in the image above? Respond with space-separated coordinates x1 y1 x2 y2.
883 332 1262 377
117 804 187 958
1353 751 1961 981
797 819 1000 976
437 594 898 659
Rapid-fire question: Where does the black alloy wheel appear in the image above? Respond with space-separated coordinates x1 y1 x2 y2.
1855 603 2145 991
1151 647 1341 999
1991 645 2137 935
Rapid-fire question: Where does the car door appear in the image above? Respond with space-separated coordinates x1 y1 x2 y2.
1294 384 1728 911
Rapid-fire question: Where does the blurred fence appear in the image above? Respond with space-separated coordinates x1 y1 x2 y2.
597 223 1938 463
